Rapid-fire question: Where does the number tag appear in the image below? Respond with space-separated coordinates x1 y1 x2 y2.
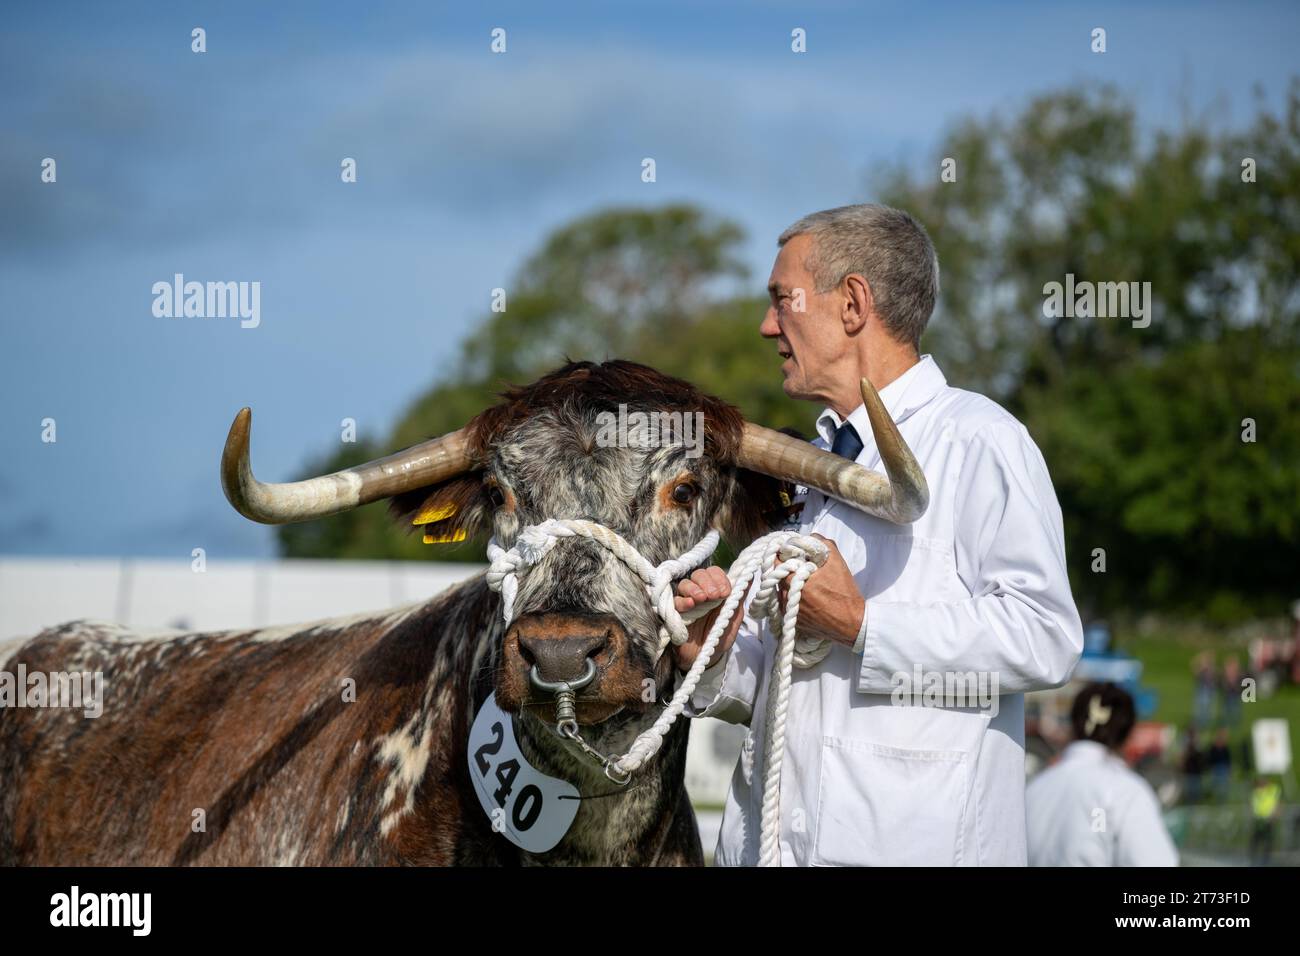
468 693 579 853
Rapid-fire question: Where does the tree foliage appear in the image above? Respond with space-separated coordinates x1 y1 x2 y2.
878 83 1300 618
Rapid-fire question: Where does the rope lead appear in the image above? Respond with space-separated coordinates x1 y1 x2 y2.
486 518 830 866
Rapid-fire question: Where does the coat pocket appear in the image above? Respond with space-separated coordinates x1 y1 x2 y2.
812 734 978 866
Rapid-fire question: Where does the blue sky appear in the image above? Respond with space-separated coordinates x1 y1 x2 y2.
1 0 1296 559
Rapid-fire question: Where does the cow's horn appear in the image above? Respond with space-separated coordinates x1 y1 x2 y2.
221 408 474 524
736 378 929 524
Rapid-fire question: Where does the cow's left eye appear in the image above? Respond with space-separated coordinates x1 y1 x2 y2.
671 482 697 505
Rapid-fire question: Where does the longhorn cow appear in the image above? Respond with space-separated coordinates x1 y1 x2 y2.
0 360 925 865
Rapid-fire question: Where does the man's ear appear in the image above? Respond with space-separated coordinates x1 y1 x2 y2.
842 273 874 336
388 472 491 545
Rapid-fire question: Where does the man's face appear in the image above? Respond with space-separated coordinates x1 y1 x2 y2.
760 233 849 405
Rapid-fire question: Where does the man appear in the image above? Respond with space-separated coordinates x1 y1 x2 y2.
672 204 1083 866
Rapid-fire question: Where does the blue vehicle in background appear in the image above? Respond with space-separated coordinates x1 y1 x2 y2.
1075 620 1160 717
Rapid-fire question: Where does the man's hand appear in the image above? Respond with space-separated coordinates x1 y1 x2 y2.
671 567 751 673
778 534 865 648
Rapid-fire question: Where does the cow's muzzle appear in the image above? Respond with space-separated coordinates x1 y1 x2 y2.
516 614 612 683
499 612 640 726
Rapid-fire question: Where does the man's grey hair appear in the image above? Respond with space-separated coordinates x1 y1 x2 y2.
778 203 940 349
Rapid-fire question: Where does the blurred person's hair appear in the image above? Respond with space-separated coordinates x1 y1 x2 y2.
1070 682 1136 750
778 203 939 349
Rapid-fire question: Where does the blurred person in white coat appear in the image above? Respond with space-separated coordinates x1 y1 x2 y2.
1026 682 1179 866
671 204 1084 866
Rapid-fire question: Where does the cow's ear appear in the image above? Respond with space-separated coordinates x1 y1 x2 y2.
718 468 796 547
717 424 808 546
388 472 491 545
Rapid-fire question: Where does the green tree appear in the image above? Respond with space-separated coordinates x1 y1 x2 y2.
877 83 1300 405
879 82 1300 618
1024 331 1300 620
460 204 749 382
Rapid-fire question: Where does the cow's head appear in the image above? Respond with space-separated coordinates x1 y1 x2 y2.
220 361 926 742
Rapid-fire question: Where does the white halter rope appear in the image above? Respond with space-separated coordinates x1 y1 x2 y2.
485 518 830 866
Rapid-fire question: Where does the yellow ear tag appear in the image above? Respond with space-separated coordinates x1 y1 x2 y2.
412 501 458 525
423 527 468 545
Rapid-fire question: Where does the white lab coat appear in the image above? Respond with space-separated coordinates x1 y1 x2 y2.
1025 740 1179 866
688 355 1083 865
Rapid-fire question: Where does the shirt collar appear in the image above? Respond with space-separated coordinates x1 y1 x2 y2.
814 354 947 447
1061 740 1112 763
